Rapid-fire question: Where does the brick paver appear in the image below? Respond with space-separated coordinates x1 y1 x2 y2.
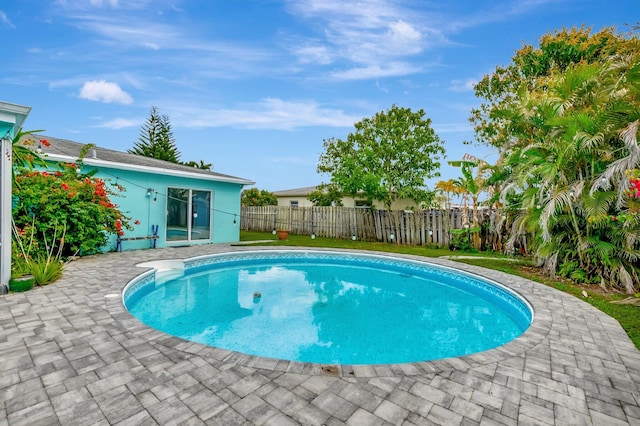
1 244 639 425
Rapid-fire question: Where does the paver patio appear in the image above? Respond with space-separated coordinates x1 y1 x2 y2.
1 244 639 425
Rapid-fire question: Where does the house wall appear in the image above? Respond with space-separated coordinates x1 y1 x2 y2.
0 123 13 135
91 166 243 251
276 196 315 208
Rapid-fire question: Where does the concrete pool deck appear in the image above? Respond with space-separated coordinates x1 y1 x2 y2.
1 244 639 425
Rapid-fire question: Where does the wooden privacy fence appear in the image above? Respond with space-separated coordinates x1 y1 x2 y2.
241 206 472 246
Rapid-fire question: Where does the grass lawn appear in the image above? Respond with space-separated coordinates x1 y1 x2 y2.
240 230 640 350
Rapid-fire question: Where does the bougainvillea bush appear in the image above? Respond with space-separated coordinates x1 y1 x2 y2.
12 160 132 257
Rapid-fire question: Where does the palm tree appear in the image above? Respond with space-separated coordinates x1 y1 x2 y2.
448 155 491 249
435 179 466 245
498 55 640 292
434 179 462 209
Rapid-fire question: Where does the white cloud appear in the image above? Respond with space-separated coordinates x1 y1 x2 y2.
79 80 133 104
449 78 477 92
386 20 422 54
294 44 333 65
61 12 271 70
93 117 141 129
0 11 15 28
330 62 421 80
56 0 151 10
286 0 442 78
78 18 181 50
177 98 361 130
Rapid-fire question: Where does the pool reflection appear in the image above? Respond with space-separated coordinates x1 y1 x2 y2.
127 259 528 365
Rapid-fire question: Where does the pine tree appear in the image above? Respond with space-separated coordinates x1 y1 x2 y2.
129 106 181 163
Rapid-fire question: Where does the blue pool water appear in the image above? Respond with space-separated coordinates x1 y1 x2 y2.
124 251 532 365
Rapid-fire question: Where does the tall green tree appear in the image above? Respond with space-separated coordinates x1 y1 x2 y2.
470 26 638 151
317 105 445 210
241 188 277 206
307 183 344 207
129 106 181 163
448 155 492 249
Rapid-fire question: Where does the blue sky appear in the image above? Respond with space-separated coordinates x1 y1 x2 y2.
1 0 637 191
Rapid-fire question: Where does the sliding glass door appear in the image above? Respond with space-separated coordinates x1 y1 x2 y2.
191 190 211 240
166 188 211 242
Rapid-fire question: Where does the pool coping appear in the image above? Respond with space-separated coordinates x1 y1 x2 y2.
106 247 552 378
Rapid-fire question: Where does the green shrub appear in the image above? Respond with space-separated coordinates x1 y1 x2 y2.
13 160 131 256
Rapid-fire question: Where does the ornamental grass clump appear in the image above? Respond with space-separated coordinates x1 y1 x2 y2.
11 217 65 285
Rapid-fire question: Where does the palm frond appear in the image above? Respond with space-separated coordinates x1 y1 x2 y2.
582 190 616 218
618 265 636 294
591 120 640 205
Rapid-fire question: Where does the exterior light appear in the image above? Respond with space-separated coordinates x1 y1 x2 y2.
272 228 277 235
311 233 316 239
351 234 357 241
389 233 395 240
428 230 433 236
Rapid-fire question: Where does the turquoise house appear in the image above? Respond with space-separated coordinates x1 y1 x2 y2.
27 134 254 252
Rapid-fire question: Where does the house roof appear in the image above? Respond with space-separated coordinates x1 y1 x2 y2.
24 134 254 186
272 186 318 196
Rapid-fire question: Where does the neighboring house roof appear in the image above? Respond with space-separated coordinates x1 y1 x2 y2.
23 134 254 185
272 186 318 196
273 186 372 198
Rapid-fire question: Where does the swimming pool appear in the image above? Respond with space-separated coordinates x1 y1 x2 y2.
124 250 533 365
